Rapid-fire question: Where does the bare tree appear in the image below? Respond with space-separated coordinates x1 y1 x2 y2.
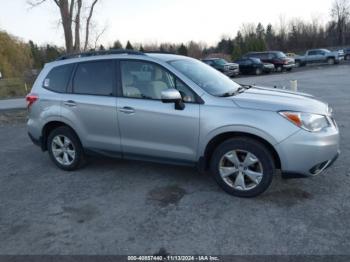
331 0 350 45
84 0 98 51
28 0 100 53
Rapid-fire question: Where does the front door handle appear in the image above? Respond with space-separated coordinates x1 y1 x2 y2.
64 100 76 107
119 106 135 114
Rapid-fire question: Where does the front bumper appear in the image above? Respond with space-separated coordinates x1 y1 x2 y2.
263 65 275 72
224 69 239 77
282 63 295 69
276 125 340 177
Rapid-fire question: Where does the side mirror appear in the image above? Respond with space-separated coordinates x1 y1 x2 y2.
161 89 185 110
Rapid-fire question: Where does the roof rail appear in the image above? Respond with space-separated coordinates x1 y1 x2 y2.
56 49 145 61
145 50 176 54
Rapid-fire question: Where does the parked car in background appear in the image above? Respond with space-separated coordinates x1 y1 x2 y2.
295 49 344 67
286 52 296 58
234 57 274 75
244 51 295 72
344 48 350 60
337 49 345 59
201 58 239 77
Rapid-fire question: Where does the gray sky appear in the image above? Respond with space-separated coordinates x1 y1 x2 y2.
0 0 334 47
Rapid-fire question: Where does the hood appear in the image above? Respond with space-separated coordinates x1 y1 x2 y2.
283 57 295 63
233 86 328 114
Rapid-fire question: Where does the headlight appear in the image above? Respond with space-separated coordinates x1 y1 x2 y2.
279 111 330 132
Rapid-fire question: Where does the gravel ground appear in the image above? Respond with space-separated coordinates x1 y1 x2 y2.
0 64 349 255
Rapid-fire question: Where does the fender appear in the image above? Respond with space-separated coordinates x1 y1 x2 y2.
198 124 279 159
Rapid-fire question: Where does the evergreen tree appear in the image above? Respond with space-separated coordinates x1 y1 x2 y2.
177 43 188 56
265 24 275 49
111 40 123 49
126 41 134 50
256 23 265 39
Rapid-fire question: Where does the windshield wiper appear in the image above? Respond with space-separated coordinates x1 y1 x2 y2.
219 87 245 97
219 91 236 97
238 84 255 89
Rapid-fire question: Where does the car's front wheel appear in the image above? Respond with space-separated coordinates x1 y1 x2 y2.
276 66 283 72
210 137 276 197
255 68 262 75
47 126 85 171
327 58 335 65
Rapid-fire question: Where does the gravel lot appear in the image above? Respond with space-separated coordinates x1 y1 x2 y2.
0 64 349 255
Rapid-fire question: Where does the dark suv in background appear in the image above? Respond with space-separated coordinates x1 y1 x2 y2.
244 51 295 72
201 58 239 77
234 57 275 75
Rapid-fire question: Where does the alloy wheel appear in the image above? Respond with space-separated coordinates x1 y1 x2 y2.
51 135 76 166
219 150 263 191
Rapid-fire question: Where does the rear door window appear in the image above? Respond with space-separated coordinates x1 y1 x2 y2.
44 64 74 93
73 60 114 96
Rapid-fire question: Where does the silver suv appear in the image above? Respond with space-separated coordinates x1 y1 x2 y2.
27 50 340 197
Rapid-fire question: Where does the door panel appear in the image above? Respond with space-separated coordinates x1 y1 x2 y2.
61 94 121 153
117 98 199 161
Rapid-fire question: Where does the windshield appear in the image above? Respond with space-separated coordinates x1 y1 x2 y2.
275 52 287 58
169 59 241 96
250 57 262 63
214 59 228 65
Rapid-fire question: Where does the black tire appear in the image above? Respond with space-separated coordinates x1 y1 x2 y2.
286 68 292 72
47 126 85 171
276 66 283 72
345 54 350 60
327 57 335 65
210 137 276 197
255 68 262 75
295 60 301 67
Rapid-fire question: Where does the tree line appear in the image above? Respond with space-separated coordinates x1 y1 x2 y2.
0 0 349 79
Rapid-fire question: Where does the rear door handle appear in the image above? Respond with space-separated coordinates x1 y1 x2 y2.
64 100 77 107
119 106 135 114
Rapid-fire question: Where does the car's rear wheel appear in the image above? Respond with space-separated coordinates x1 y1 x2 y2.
47 126 85 171
210 137 275 197
295 60 301 67
327 58 335 65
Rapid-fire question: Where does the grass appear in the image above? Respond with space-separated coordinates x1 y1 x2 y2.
0 78 30 99
0 109 27 126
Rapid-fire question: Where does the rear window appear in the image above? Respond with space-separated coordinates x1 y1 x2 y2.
44 64 74 93
73 60 114 96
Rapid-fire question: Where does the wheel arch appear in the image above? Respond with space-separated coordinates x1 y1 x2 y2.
201 131 281 171
41 120 81 151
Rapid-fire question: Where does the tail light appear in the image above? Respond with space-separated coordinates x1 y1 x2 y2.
26 93 38 110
